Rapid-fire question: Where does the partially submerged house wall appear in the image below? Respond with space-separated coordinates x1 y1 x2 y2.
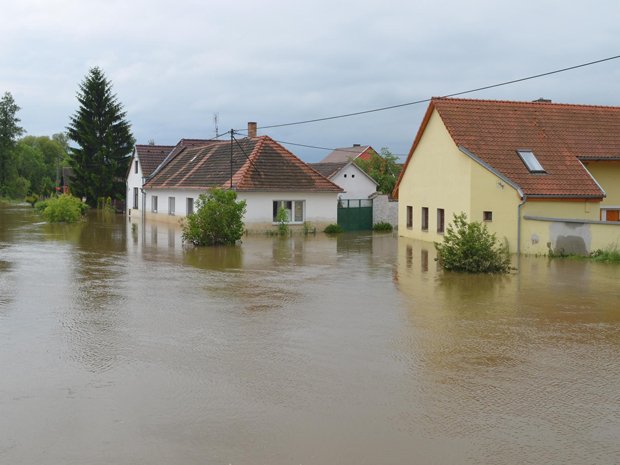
398 109 471 241
521 216 620 255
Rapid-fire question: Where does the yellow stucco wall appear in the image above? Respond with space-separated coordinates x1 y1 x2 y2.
584 160 620 211
398 109 472 243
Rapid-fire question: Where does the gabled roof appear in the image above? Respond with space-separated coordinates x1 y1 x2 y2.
394 97 620 199
309 161 379 186
144 136 342 193
320 145 375 163
309 162 348 178
134 144 175 177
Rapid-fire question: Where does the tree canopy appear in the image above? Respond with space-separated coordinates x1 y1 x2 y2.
354 147 401 195
67 67 134 206
0 91 25 197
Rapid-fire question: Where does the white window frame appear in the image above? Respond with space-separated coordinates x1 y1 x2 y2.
187 197 194 216
151 195 158 213
168 197 175 216
273 200 305 224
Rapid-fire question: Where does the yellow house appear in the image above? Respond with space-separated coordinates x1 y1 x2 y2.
393 98 620 255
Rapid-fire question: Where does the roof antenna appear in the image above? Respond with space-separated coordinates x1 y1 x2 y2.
213 113 220 138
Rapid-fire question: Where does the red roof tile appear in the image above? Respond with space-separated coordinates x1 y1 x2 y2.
394 98 620 199
144 136 342 193
135 144 175 176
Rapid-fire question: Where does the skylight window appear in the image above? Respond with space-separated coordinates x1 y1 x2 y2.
517 150 545 173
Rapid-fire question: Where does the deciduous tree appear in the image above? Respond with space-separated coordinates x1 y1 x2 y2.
0 91 24 196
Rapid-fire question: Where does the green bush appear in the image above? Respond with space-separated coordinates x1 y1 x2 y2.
37 194 88 223
275 205 289 236
435 212 510 273
324 224 344 234
182 188 247 246
373 221 393 232
590 245 620 263
25 194 39 207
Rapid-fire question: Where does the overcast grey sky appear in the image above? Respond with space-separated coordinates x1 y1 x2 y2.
1 0 619 161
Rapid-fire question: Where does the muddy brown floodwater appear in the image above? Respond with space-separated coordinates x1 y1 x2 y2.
1 204 619 464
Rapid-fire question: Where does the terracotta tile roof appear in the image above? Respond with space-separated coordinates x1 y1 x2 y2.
308 162 348 178
144 136 342 193
135 144 175 176
320 145 372 163
395 98 620 199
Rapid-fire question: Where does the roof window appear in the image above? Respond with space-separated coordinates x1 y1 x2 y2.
517 150 545 173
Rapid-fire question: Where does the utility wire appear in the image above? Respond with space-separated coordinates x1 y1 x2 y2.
237 54 620 131
231 130 267 178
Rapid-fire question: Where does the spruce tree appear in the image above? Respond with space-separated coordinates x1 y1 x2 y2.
67 67 135 206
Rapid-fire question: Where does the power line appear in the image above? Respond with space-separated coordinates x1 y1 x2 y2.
238 54 620 131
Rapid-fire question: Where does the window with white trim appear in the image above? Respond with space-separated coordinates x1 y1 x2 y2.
273 200 304 223
168 197 175 215
151 195 158 213
187 197 194 215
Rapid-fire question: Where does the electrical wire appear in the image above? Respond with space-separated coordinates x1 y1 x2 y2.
235 54 620 131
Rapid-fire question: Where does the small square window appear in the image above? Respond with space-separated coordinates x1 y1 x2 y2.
483 211 493 221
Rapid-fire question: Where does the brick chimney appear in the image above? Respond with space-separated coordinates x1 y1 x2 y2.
247 122 257 138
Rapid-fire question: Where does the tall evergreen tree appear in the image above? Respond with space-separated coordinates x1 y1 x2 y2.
67 67 134 206
0 91 24 196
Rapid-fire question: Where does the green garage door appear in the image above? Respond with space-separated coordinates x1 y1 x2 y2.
337 199 373 231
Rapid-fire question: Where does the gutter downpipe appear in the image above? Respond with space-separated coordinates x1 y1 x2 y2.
141 183 147 244
517 194 527 263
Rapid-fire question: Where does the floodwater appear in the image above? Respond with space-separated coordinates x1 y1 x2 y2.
1 204 619 465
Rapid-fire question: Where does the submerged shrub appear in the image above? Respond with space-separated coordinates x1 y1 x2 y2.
324 224 344 234
589 245 620 263
373 221 393 232
37 194 88 223
435 212 510 273
182 188 247 246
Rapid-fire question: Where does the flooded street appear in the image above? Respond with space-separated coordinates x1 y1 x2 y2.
1 204 619 464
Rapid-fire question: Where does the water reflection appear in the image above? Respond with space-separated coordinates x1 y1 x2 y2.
2 205 620 465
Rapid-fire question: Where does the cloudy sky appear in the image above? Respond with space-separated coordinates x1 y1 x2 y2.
1 0 619 161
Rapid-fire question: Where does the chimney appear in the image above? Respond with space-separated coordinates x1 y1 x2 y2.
353 143 361 147
532 98 552 103
247 122 257 138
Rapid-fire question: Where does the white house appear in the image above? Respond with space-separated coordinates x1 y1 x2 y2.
309 161 378 200
138 134 343 232
126 144 174 213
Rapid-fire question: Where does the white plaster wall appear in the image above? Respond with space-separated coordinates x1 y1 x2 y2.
126 155 145 213
143 189 338 229
331 164 377 199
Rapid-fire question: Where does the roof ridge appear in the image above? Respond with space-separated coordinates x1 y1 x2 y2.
233 137 264 188
432 96 620 111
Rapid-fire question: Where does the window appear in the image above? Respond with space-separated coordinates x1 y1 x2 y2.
273 200 304 223
351 174 355 178
421 207 429 231
187 197 194 215
134 160 139 174
344 174 347 178
133 187 139 209
168 197 175 215
151 195 158 213
406 206 413 229
437 208 445 233
602 208 620 222
483 211 493 222
517 150 545 173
